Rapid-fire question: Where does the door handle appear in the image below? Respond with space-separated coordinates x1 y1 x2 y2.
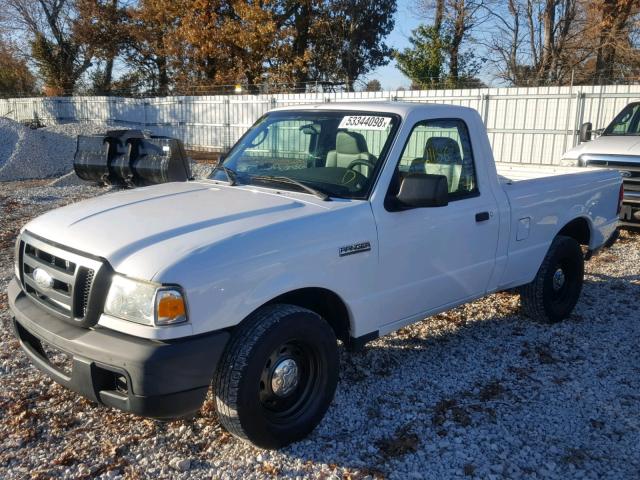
475 211 490 222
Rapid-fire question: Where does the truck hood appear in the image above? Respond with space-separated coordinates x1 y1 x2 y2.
563 135 640 159
25 181 333 279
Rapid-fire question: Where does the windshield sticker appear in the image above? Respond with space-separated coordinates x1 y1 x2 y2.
338 115 392 130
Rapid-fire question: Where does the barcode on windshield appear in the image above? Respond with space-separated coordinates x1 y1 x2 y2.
338 115 392 130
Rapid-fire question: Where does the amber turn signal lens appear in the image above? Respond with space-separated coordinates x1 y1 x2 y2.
156 290 187 325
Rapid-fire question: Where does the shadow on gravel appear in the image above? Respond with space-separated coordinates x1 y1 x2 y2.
587 272 640 284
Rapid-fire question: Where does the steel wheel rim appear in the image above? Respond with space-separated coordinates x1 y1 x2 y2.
258 340 322 422
550 259 576 304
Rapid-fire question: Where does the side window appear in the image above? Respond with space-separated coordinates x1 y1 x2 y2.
397 119 478 200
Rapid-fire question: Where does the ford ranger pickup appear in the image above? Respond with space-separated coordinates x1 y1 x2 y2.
8 102 622 448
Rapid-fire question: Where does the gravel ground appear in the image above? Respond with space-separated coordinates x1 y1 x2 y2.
1 180 639 480
0 119 127 182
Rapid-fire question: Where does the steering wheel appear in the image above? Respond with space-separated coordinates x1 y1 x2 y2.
346 159 376 174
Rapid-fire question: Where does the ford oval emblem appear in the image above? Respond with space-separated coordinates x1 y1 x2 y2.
33 268 54 290
619 171 632 178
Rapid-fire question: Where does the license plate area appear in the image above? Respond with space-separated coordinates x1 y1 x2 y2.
40 341 73 377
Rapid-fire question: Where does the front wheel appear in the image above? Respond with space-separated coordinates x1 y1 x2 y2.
519 235 584 324
213 304 338 449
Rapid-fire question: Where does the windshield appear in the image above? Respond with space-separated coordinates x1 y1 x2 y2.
209 111 399 199
603 103 640 136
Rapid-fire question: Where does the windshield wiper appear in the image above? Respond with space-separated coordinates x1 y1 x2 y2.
212 165 238 185
250 175 331 201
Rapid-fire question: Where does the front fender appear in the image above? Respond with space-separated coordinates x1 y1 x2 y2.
156 202 379 337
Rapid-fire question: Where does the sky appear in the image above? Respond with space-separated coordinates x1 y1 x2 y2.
367 0 498 90
368 0 427 90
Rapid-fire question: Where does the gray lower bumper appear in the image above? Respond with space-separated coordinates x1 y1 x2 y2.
8 278 229 419
620 202 640 229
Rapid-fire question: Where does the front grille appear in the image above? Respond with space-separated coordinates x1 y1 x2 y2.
19 232 104 325
580 156 640 205
76 268 95 317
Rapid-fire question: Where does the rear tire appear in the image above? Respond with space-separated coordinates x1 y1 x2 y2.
519 235 584 324
213 304 338 449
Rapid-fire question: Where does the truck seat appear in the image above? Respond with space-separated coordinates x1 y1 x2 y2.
409 137 463 192
422 137 462 165
326 131 376 176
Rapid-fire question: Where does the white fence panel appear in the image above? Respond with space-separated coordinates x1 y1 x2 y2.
1 84 640 163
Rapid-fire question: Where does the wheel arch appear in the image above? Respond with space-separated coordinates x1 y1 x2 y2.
261 287 352 344
556 216 591 246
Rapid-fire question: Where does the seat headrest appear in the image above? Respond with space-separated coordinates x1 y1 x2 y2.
336 131 369 155
424 137 462 164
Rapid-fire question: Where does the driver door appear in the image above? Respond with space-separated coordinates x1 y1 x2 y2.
373 118 500 329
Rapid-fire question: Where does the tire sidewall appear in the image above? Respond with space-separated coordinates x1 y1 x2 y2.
232 309 338 448
541 237 584 321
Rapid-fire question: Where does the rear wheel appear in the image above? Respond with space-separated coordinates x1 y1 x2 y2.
519 235 584 324
213 304 338 449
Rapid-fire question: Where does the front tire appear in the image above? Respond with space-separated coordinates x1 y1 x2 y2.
213 304 338 449
519 235 584 324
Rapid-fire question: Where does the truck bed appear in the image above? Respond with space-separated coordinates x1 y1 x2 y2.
494 162 620 291
496 162 592 183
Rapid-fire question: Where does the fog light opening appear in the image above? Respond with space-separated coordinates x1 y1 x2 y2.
115 374 128 394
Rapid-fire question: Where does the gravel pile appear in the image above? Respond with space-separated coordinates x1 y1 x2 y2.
0 117 215 184
0 119 125 182
0 181 639 479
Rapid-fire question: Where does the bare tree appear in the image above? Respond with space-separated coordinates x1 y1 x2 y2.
484 0 589 86
483 0 523 84
589 0 640 82
448 0 487 79
1 0 93 94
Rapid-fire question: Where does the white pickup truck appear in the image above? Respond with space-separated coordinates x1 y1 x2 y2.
9 103 621 448
563 101 640 228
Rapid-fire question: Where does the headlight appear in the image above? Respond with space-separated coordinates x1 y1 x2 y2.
560 158 579 167
104 274 187 326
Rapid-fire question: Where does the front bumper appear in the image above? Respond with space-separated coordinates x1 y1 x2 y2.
620 202 640 229
8 278 229 419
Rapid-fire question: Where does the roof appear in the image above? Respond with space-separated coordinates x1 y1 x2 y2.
269 101 476 117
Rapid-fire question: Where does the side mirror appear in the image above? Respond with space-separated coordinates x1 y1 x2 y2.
579 122 592 143
395 174 449 209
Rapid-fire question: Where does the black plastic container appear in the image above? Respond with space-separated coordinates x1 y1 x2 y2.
131 137 191 186
73 135 110 183
106 130 145 186
73 130 191 187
